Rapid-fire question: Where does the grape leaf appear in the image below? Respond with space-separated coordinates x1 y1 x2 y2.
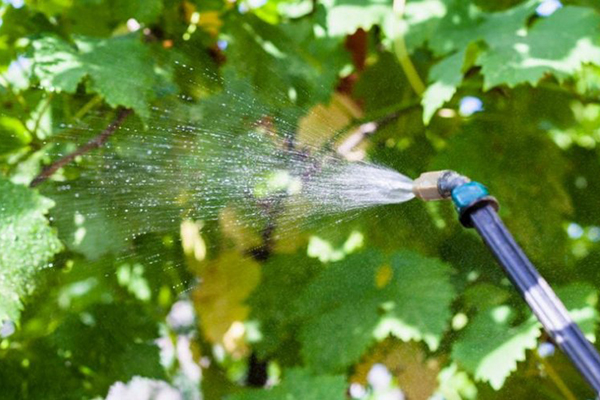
225 14 347 113
478 6 600 89
421 49 465 124
451 305 541 390
228 368 346 400
322 0 393 37
30 34 158 118
0 177 62 323
296 250 455 373
427 0 537 57
452 283 598 390
247 253 322 362
556 283 599 342
421 3 600 94
44 181 130 260
193 251 261 345
407 0 539 121
25 0 73 17
112 0 164 24
351 339 440 400
0 116 31 156
30 36 87 93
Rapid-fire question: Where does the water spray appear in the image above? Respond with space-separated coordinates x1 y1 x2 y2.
413 170 600 394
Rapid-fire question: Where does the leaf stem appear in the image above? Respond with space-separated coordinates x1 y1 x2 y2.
0 74 28 111
31 92 54 138
73 94 103 121
392 0 425 96
534 350 577 400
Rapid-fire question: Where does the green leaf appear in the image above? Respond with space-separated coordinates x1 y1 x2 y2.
30 36 87 93
478 6 600 89
322 0 393 37
451 305 541 390
463 283 511 312
0 116 31 156
49 303 165 393
297 250 455 373
193 251 261 344
427 0 537 57
31 34 158 118
395 0 448 52
421 49 465 124
556 282 599 342
248 254 322 361
228 368 346 400
226 14 347 113
25 0 74 17
112 0 164 24
0 177 62 322
452 283 598 390
423 3 600 91
44 181 130 260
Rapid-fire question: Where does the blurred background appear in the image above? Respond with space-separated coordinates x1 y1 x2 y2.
2 0 600 399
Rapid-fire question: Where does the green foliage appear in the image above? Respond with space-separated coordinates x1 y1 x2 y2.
229 368 346 400
422 49 465 124
44 179 133 260
432 122 572 268
247 253 323 362
453 283 599 390
31 35 159 118
3 0 600 399
478 6 600 89
322 0 393 37
452 306 541 390
0 177 62 322
297 250 454 372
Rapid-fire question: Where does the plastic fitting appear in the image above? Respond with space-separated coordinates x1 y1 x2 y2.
412 170 470 201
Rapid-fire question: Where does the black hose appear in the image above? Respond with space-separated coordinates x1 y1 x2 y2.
465 204 600 394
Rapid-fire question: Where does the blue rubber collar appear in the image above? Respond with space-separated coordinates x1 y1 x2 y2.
451 181 490 214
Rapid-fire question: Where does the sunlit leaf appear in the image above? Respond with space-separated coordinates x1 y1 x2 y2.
30 34 158 118
452 283 598 390
192 252 261 346
0 177 62 323
297 250 455 372
451 305 541 390
352 339 440 400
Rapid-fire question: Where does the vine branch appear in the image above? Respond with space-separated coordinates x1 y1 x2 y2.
323 100 420 155
30 108 132 188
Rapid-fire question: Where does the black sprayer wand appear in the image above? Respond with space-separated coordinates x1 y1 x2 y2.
412 170 600 394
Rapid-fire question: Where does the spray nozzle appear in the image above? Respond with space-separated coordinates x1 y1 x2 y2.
412 170 470 201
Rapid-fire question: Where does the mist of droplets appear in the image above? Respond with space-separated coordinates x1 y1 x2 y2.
33 47 416 288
